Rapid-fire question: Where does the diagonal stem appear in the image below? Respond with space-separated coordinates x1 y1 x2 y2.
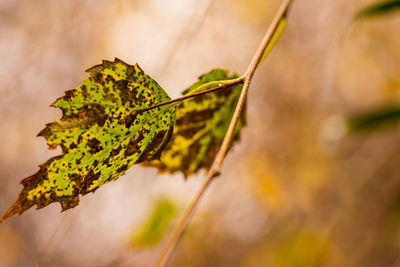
155 1 292 266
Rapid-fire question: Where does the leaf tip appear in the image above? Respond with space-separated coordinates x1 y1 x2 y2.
134 63 144 74
114 57 124 63
182 172 190 180
0 201 23 223
36 127 46 138
60 197 80 212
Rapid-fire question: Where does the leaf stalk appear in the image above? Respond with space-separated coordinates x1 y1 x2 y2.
135 77 245 114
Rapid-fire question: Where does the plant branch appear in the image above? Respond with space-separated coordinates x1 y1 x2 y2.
135 77 244 114
155 1 292 266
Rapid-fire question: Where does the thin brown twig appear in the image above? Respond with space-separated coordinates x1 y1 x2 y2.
155 1 292 266
135 77 245 114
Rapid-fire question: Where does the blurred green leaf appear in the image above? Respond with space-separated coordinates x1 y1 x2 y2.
258 7 288 67
355 0 400 19
131 199 176 247
347 104 400 132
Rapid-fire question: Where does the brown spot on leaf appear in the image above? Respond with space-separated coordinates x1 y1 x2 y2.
181 141 202 175
64 89 75 101
136 130 167 163
80 170 101 195
150 124 174 161
177 124 205 139
60 104 108 128
125 131 145 157
70 173 82 185
176 109 216 125
125 138 140 157
80 84 89 99
116 164 129 174
91 72 104 83
87 138 102 154
125 112 137 128
69 143 77 149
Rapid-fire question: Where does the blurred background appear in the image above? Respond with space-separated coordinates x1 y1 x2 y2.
1 0 400 266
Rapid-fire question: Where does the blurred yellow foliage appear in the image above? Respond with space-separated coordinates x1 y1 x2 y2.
242 228 332 267
245 157 284 213
274 231 330 267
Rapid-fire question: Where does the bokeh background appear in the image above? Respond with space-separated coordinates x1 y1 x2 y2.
1 0 400 266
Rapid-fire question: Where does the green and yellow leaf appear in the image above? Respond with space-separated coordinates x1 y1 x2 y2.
145 69 245 177
258 6 288 67
1 58 175 222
